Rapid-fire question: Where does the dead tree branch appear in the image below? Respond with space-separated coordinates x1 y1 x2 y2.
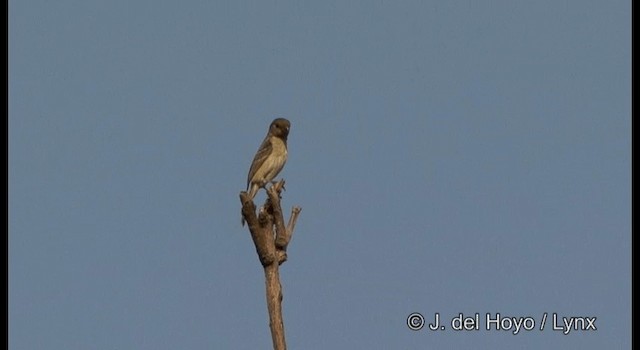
239 179 301 350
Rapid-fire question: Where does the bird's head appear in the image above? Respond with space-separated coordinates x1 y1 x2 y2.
270 118 290 139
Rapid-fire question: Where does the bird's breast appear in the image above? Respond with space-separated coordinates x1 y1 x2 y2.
270 137 288 158
256 137 287 183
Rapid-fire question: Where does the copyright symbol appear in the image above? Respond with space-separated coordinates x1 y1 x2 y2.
407 312 425 331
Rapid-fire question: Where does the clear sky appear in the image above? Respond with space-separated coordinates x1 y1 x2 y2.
9 0 630 349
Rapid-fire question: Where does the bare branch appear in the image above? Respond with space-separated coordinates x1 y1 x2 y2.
286 207 302 240
239 180 302 350
264 264 286 350
240 191 275 266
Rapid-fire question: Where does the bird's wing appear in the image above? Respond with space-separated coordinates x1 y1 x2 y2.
247 135 273 188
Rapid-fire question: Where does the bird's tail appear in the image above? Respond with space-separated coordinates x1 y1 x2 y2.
247 183 258 201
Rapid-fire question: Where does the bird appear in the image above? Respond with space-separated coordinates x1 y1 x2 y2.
246 118 290 200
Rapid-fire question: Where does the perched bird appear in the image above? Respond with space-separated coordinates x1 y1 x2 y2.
246 118 290 200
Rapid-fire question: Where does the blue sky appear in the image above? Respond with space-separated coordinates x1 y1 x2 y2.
9 1 630 349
